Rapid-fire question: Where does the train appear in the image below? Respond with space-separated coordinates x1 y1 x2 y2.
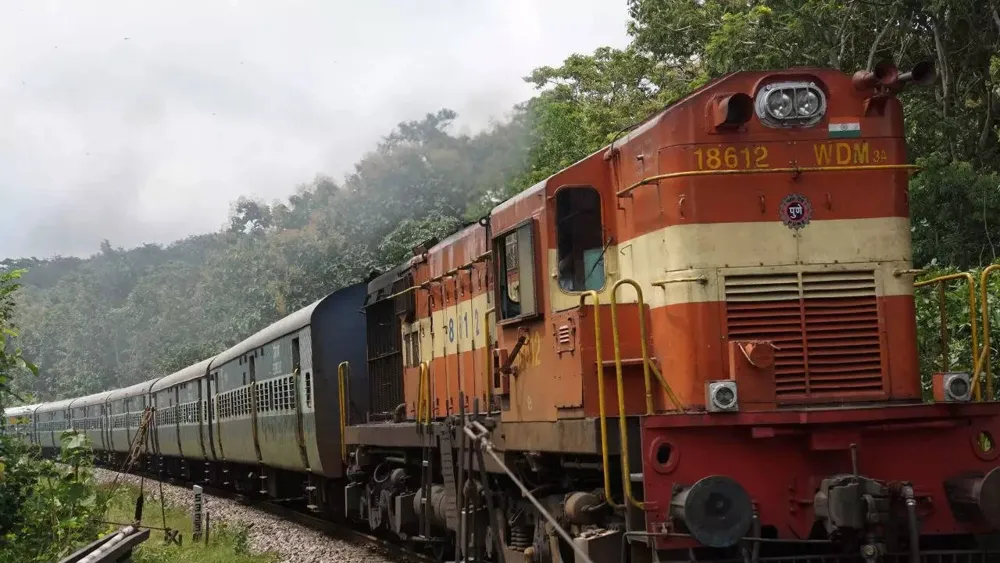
6 60 1000 563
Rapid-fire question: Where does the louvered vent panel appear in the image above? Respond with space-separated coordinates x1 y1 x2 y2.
724 270 883 400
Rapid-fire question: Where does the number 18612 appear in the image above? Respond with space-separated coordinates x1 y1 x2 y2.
693 146 770 170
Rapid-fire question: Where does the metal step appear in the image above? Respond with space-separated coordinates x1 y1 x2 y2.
438 424 459 530
419 426 434 538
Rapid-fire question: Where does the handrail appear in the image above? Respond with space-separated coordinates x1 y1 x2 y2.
611 280 655 415
416 361 425 425
337 361 349 463
645 358 685 412
416 361 431 428
981 265 1000 400
616 164 921 198
579 291 619 509
914 273 980 400
608 280 651 510
484 308 496 413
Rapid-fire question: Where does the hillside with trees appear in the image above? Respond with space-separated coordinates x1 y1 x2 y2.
5 0 1000 400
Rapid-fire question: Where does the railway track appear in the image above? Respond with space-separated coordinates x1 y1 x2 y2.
97 467 437 563
220 489 437 563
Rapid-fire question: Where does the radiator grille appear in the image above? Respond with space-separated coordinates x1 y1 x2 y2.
724 270 883 400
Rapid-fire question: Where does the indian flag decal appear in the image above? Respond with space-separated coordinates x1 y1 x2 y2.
828 118 861 138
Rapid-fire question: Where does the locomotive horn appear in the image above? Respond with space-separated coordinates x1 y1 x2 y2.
852 60 899 90
670 475 754 548
896 61 935 88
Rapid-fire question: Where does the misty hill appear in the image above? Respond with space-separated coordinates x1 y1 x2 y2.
6 108 533 399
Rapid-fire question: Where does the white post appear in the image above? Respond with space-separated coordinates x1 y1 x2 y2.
192 485 204 541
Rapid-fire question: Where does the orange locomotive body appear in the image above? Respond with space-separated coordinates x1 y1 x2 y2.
347 61 1000 562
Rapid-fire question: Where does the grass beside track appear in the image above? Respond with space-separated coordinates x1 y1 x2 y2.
102 483 279 563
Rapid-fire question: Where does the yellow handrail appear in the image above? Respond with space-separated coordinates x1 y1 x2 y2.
981 265 1000 400
484 308 495 413
416 361 424 424
608 280 650 509
616 164 921 198
579 291 619 509
645 357 685 412
337 361 349 463
610 280 655 415
416 361 431 427
915 273 980 400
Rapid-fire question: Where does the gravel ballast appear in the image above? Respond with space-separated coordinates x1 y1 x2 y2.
93 468 393 563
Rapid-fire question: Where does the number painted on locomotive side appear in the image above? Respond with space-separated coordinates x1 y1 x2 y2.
514 330 543 370
694 145 769 170
448 318 455 343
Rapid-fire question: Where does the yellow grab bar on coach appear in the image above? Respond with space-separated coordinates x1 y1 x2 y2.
337 361 349 463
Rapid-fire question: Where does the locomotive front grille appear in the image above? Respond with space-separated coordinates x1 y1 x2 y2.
724 270 883 400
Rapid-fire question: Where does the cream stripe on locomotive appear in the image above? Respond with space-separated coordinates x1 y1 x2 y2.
549 216 913 312
402 217 911 364
403 291 493 365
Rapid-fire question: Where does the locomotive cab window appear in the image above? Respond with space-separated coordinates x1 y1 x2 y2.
495 220 538 322
555 186 606 292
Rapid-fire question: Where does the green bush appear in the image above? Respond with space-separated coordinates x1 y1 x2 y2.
0 431 109 563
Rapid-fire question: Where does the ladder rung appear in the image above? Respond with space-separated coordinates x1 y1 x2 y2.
601 357 657 367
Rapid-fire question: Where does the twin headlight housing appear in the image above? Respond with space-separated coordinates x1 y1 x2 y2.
755 81 827 128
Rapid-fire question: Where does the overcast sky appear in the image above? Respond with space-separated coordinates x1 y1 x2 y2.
0 1 630 259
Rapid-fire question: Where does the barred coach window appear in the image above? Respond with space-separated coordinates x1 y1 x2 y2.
555 186 605 293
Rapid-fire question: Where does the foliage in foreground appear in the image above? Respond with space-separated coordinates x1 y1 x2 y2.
103 484 278 563
1 267 111 562
0 431 108 563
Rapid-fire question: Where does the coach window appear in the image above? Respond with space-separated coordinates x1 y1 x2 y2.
495 221 538 321
555 186 606 292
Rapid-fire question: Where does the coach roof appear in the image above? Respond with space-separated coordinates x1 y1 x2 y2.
71 391 112 409
211 298 322 368
151 358 213 393
35 397 76 413
107 378 160 402
4 403 40 417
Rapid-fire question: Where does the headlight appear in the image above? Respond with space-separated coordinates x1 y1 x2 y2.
794 90 820 116
944 372 972 402
948 376 970 399
934 372 972 402
706 381 739 412
755 81 826 127
766 91 792 118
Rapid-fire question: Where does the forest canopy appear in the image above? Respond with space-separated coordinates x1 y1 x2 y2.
5 0 1000 400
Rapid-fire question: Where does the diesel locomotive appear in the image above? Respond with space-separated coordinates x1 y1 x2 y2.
7 61 1000 563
